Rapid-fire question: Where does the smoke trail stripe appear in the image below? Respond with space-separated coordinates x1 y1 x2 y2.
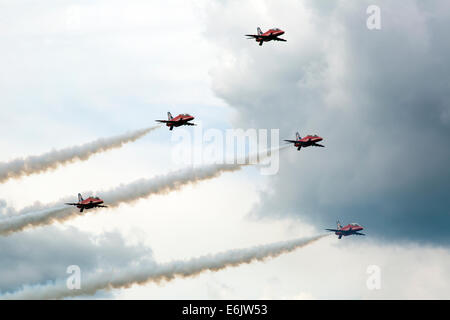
0 148 285 236
1 234 327 299
0 164 242 235
0 126 160 183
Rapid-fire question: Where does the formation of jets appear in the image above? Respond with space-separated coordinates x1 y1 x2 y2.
62 27 365 239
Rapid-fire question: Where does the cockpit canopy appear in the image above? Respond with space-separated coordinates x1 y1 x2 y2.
181 113 191 117
350 223 360 226
272 28 280 31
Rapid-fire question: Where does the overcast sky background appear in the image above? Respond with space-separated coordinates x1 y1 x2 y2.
0 0 449 299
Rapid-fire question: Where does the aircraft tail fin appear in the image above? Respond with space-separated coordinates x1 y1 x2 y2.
296 132 301 140
78 193 83 202
257 27 263 35
337 220 342 230
168 112 173 120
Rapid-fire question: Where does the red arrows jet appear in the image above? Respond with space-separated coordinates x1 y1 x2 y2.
65 193 108 213
246 27 287 46
284 132 325 151
326 221 365 239
156 112 196 130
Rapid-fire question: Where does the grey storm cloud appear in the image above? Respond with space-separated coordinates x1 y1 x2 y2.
204 0 450 243
0 227 153 294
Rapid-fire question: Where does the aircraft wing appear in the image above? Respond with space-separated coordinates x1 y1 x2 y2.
313 143 325 147
184 122 197 126
246 34 273 39
96 205 108 208
156 120 180 125
354 232 366 236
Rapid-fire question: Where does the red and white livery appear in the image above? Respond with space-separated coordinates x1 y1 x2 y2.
156 112 196 131
284 132 325 151
65 193 108 213
246 27 287 46
326 221 365 239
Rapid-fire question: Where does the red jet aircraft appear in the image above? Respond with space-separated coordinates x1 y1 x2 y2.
326 221 365 239
65 193 108 213
246 27 287 46
156 112 196 130
284 132 324 151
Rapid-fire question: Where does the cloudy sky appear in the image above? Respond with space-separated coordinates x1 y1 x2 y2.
0 0 449 299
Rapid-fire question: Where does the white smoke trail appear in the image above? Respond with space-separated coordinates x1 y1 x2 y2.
0 163 242 235
0 147 285 235
0 126 159 183
1 234 327 300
